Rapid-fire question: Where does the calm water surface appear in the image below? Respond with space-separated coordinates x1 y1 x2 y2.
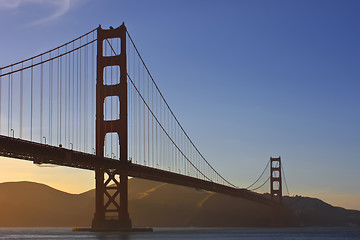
0 227 359 240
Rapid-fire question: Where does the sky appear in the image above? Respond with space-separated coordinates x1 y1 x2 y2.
0 0 359 210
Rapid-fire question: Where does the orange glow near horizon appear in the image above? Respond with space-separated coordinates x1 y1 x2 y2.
0 157 94 194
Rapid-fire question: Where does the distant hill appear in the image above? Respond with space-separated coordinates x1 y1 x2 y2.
0 179 359 227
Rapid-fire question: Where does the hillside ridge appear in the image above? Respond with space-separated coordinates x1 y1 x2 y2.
0 179 359 227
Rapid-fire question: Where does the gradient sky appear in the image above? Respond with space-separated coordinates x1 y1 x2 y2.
0 0 359 210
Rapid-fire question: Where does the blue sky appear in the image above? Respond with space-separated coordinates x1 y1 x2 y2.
0 0 359 209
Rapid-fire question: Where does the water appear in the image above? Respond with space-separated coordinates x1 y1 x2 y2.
0 227 359 239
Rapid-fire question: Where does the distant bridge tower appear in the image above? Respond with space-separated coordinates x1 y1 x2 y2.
270 157 282 204
92 23 132 230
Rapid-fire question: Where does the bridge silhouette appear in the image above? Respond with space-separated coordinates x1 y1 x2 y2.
0 23 288 231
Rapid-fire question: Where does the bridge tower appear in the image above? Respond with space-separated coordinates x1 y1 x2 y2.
270 157 282 204
92 23 132 230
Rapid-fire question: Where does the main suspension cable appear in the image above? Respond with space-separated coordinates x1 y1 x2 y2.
246 159 270 189
0 28 97 71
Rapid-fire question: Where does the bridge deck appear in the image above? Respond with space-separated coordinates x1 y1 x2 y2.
0 135 276 206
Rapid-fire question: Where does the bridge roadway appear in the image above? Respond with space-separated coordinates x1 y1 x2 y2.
0 135 276 207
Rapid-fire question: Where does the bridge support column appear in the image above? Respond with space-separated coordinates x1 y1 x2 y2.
92 170 132 230
270 157 282 204
91 23 132 231
269 157 284 227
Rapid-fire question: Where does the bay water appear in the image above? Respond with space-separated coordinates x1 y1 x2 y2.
0 227 359 239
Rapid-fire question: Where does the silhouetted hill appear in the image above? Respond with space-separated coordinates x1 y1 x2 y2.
0 179 359 227
283 196 360 227
0 181 93 227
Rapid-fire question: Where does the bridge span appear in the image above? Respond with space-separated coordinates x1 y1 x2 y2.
0 135 274 206
0 23 286 231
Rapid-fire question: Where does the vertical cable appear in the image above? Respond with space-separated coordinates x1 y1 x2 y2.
40 55 43 142
49 52 53 145
10 67 13 138
20 64 23 138
107 38 114 158
116 38 120 159
104 42 107 157
69 44 73 150
104 41 107 157
57 49 60 145
147 74 149 166
138 57 141 164
8 66 13 136
60 50 63 145
31 60 33 140
155 87 158 168
64 45 68 148
63 45 68 148
84 37 88 153
0 68 2 135
133 47 137 163
171 115 174 172
160 99 163 169
85 36 88 153
91 34 95 154
127 37 131 161
142 60 145 165
79 38 82 151
150 76 153 168
8 70 11 136
76 41 79 150
72 42 75 149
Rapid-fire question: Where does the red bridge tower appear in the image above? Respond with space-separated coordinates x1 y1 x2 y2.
270 157 282 204
92 23 131 230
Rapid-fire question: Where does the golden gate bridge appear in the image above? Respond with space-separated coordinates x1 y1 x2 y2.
0 23 289 231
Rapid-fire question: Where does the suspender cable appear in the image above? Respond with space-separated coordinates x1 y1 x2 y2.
66 50 70 147
143 64 145 165
31 60 33 141
110 40 113 158
84 36 88 153
117 38 120 158
77 41 80 150
57 50 60 145
79 38 82 151
20 63 23 138
91 32 95 153
104 41 107 157
147 74 150 166
50 52 53 145
151 75 154 167
64 46 68 147
72 43 75 149
11 67 13 138
0 69 2 135
60 51 63 145
7 71 10 137
40 55 43 142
